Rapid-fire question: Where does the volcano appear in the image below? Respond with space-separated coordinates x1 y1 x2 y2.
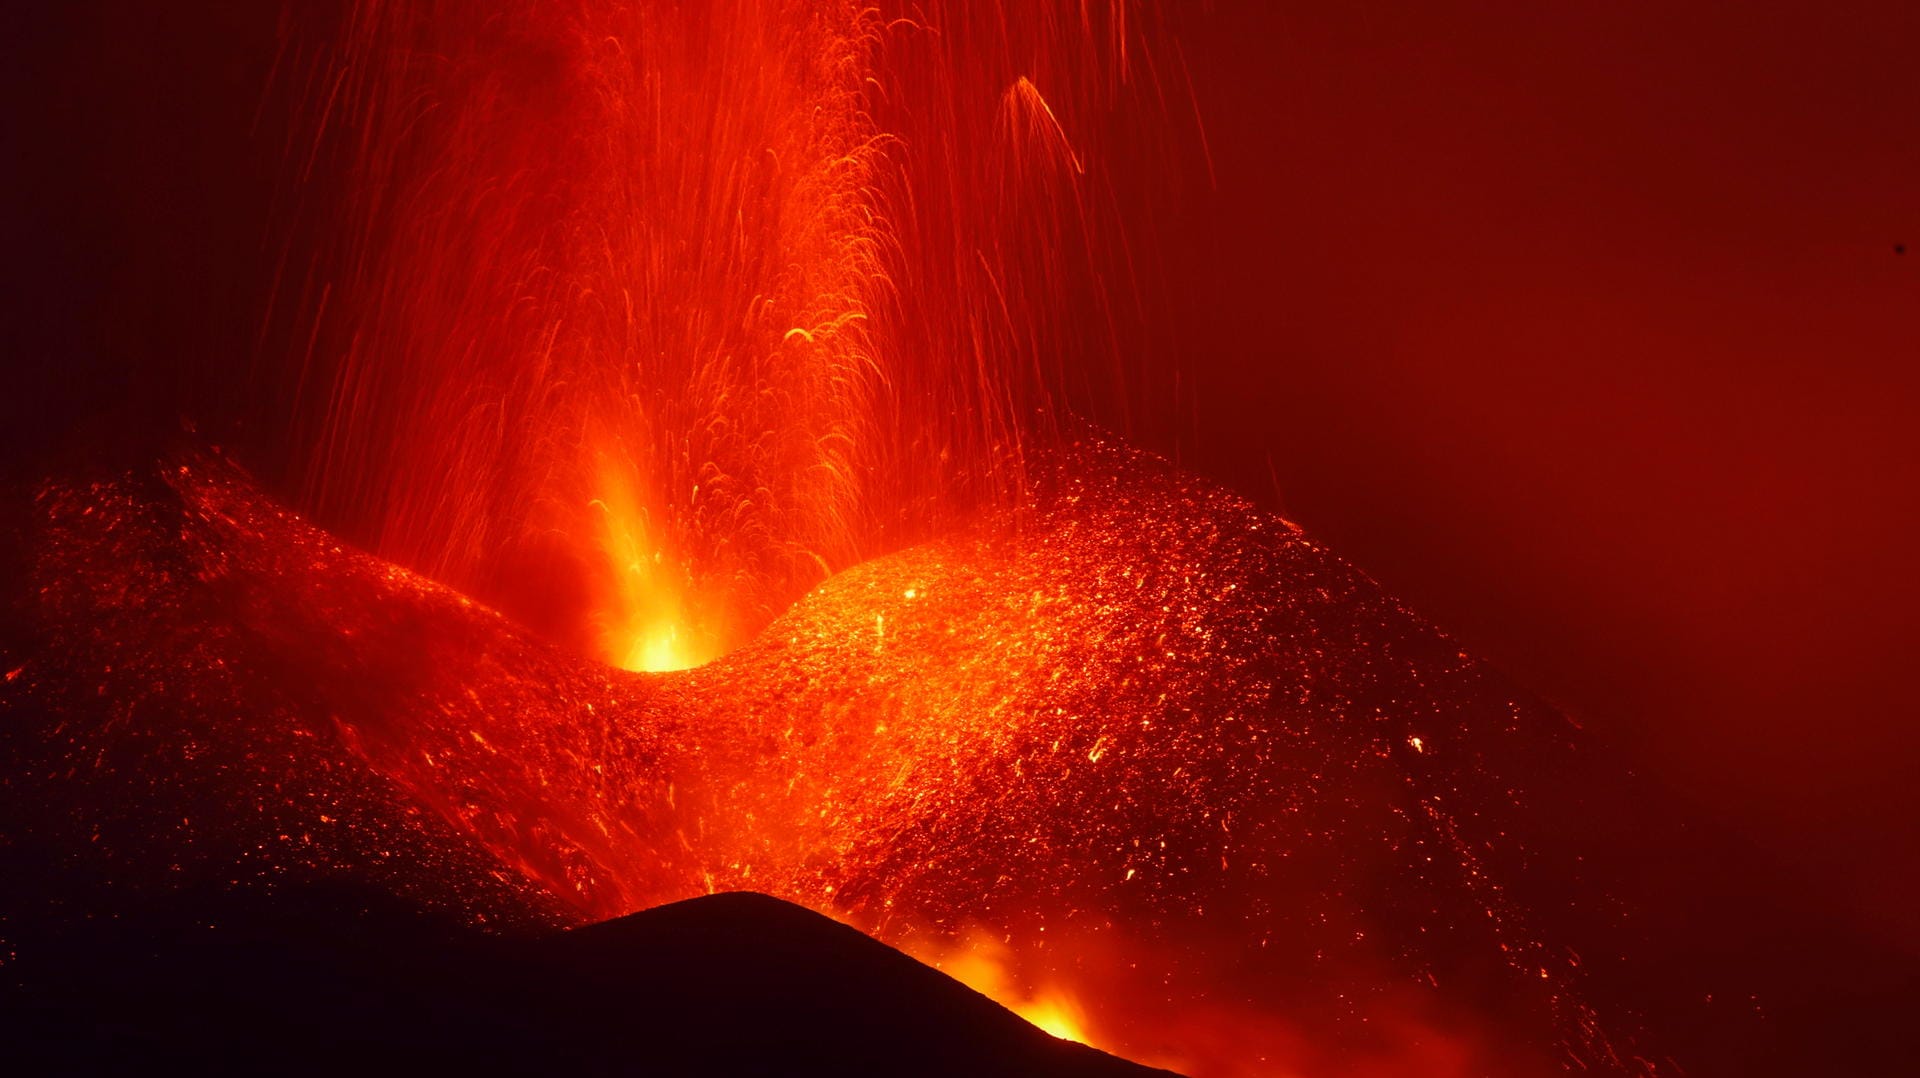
8 436 1677 1075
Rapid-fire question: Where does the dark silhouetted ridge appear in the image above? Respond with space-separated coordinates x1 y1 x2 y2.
2 885 1176 1076
538 892 1177 1075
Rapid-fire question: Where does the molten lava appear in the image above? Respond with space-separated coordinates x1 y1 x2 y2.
935 930 1093 1047
265 0 1184 672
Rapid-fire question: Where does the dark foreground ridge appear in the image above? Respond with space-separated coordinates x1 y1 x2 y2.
555 892 1177 1076
4 888 1174 1076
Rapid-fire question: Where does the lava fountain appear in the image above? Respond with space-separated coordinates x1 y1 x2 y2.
262 0 1187 670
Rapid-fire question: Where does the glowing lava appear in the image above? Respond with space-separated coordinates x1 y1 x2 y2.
935 930 1093 1047
265 1 1188 671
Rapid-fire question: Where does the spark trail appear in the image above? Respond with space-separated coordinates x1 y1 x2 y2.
266 1 1186 670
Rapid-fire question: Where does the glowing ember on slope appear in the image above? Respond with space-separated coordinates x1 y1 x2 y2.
4 441 1666 1076
932 930 1093 1046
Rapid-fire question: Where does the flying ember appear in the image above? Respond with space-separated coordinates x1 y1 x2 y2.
264 0 1179 673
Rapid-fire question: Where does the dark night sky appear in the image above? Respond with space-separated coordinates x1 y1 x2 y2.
6 0 1916 973
1175 0 1920 954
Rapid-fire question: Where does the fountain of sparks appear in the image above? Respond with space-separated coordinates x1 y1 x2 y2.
262 0 1180 671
